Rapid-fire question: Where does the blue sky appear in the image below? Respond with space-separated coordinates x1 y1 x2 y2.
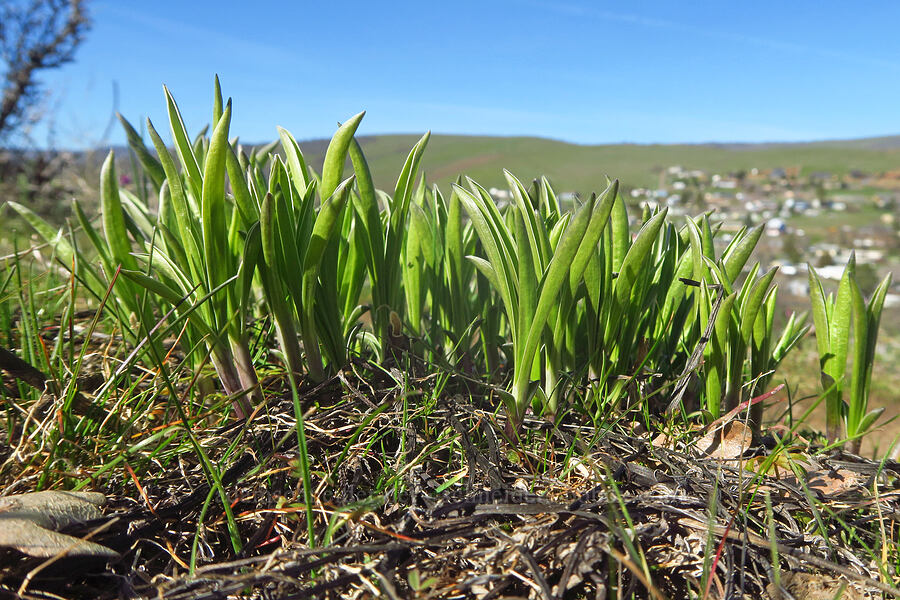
33 1 900 148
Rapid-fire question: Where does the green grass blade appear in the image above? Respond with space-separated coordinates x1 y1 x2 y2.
847 278 867 435
863 273 892 389
117 113 165 188
828 254 855 386
393 131 431 215
467 256 501 291
615 207 668 306
519 195 596 386
259 192 278 269
569 181 618 294
225 144 258 227
200 100 233 293
100 151 137 271
404 201 430 330
119 269 188 304
739 267 777 344
610 188 629 271
807 264 831 364
303 176 356 285
455 183 516 327
515 207 538 366
348 138 383 271
722 224 763 282
147 118 203 282
506 170 549 272
212 75 224 127
278 126 312 196
321 112 365 201
164 85 203 201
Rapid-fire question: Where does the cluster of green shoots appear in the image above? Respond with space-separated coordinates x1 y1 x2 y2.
8 79 891 448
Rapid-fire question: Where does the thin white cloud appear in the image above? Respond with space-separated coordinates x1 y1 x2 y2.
522 1 900 72
97 2 309 67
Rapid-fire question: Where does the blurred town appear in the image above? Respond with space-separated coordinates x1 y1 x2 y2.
490 165 900 311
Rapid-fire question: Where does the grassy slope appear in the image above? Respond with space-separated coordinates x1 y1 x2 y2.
299 133 900 195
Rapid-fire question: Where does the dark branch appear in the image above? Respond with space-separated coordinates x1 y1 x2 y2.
0 0 90 142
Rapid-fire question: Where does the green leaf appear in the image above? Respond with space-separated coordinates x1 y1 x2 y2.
569 181 618 294
722 224 763 282
201 101 233 290
225 144 258 227
519 194 596 385
610 187 629 271
7 201 77 268
303 176 356 279
321 112 365 201
278 126 312 197
685 216 705 282
515 207 537 357
238 222 261 313
393 132 431 215
100 150 137 271
846 278 868 434
700 215 715 261
259 192 277 269
455 183 516 322
119 269 185 304
615 207 668 305
466 255 500 291
72 200 113 280
864 273 892 387
147 118 203 282
117 113 165 188
506 170 549 273
213 75 224 127
828 253 855 386
807 263 831 364
738 267 777 344
704 290 737 417
404 201 430 329
857 407 884 436
118 188 156 242
163 85 203 201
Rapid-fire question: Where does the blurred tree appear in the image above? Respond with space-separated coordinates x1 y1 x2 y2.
854 262 880 298
781 233 803 264
0 0 90 143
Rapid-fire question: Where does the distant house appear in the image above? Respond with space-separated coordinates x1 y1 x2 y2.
489 187 511 200
872 170 900 188
815 265 847 281
766 218 787 235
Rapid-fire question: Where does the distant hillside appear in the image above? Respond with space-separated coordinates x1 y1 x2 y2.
294 134 900 196
16 132 900 200
706 135 900 152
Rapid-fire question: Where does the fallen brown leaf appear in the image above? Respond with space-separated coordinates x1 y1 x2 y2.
0 490 118 558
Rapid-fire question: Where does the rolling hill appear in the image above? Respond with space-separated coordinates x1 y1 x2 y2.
296 133 900 196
